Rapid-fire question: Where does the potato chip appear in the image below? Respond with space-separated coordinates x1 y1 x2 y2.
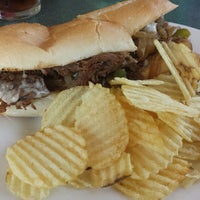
164 42 200 97
121 84 198 117
6 125 88 188
123 102 164 152
156 119 183 161
188 96 200 113
68 170 93 189
154 40 191 101
75 83 129 169
166 42 200 80
69 153 133 189
110 77 164 86
41 86 88 128
6 169 49 200
178 141 200 161
152 74 184 101
158 112 200 142
128 122 182 181
181 169 200 188
115 158 190 200
156 41 200 98
91 153 133 187
112 88 183 180
181 77 197 97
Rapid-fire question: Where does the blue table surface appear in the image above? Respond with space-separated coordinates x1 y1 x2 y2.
0 0 199 29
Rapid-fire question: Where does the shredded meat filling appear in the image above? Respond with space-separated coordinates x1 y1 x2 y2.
0 52 137 112
43 52 137 90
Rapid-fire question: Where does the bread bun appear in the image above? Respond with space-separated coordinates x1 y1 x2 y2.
45 19 137 66
0 23 49 46
0 0 177 71
0 23 52 71
78 0 177 35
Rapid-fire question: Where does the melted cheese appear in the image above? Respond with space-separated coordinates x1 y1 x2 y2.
0 77 49 104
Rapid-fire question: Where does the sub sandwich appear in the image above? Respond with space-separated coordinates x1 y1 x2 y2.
0 0 181 116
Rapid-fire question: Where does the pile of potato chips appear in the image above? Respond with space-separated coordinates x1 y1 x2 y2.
5 40 200 200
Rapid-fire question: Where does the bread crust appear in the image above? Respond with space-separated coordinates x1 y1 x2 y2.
0 23 49 46
0 19 136 70
78 0 177 35
0 0 177 71
44 19 136 66
0 23 52 71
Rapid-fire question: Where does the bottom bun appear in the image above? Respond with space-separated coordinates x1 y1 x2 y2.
3 93 58 117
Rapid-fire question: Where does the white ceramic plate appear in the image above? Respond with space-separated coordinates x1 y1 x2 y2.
0 24 200 200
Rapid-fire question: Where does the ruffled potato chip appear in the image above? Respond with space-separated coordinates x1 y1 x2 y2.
181 169 200 188
75 83 129 170
91 152 133 187
178 141 200 161
121 84 198 117
152 74 184 101
188 96 200 115
110 77 163 86
158 112 200 142
68 170 93 189
6 125 88 188
115 158 190 200
41 86 88 128
166 42 200 81
6 169 49 200
112 88 182 180
154 40 192 101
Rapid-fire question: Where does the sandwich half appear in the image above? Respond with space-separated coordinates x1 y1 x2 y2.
0 0 177 116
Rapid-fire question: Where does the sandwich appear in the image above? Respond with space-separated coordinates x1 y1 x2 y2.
0 0 179 116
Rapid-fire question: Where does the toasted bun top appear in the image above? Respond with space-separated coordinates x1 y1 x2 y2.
44 19 136 66
0 0 177 71
0 23 53 71
0 23 49 46
78 0 177 35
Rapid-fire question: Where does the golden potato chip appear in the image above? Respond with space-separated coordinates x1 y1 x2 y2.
165 42 200 97
110 77 164 86
68 170 93 189
128 121 182 180
112 88 182 180
121 84 198 117
158 112 200 142
154 40 191 101
126 107 164 152
112 87 164 151
156 119 183 161
41 86 88 128
181 169 200 188
188 96 200 114
181 77 197 97
6 169 49 200
178 141 200 161
155 41 200 99
6 125 88 188
69 152 133 189
115 158 190 200
153 74 184 101
75 83 129 169
91 152 133 187
166 42 200 80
